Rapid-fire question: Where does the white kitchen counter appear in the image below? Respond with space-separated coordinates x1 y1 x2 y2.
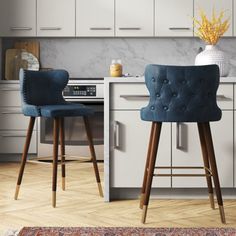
104 76 236 83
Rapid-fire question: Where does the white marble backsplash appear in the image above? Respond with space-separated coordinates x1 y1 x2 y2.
2 38 236 77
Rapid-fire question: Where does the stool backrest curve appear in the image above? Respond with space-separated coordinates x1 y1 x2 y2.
141 64 222 123
19 69 69 106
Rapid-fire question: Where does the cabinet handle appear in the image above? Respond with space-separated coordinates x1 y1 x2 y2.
169 27 191 30
217 94 229 101
1 134 27 138
119 27 141 30
40 27 62 30
176 122 182 149
0 88 19 91
1 111 22 115
90 27 111 30
10 27 32 31
114 121 120 149
120 95 149 99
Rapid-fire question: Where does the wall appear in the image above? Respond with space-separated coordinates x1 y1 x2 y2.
2 38 236 78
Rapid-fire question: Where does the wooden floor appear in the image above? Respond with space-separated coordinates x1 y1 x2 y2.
1 162 236 234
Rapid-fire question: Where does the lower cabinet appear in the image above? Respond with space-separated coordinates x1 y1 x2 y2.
235 110 236 187
0 130 37 154
108 81 235 193
0 81 37 155
110 110 171 188
172 111 234 188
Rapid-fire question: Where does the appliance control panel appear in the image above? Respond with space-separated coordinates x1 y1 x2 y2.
63 85 96 97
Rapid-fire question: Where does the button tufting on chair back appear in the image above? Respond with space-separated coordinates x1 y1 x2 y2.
141 64 222 123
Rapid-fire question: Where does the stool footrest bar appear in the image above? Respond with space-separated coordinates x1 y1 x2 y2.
153 174 212 177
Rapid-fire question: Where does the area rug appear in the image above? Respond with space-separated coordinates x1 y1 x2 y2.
18 227 236 236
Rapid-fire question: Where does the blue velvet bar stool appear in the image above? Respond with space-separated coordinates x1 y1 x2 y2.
14 69 103 207
140 64 225 224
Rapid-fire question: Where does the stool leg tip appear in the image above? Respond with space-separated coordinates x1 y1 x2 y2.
14 185 20 200
139 193 144 209
52 191 56 208
142 205 148 224
97 182 103 197
62 177 65 191
209 193 215 209
219 205 226 224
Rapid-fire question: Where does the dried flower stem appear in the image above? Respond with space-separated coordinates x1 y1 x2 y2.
193 8 230 45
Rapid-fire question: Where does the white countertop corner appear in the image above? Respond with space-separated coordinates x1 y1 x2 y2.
104 76 236 84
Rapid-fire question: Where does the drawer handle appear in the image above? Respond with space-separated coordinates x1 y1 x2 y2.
90 27 111 30
169 27 191 30
0 88 19 91
1 134 27 138
176 122 183 149
2 111 22 115
10 27 32 31
119 27 141 30
120 95 149 99
40 27 62 30
114 121 120 149
217 94 231 101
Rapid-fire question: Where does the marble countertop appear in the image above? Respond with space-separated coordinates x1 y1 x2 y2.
104 76 236 83
1 76 236 84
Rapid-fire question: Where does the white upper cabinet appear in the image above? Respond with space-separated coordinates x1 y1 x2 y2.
234 0 236 36
155 0 193 37
37 0 75 37
194 0 233 36
0 0 36 37
115 0 154 37
76 0 114 37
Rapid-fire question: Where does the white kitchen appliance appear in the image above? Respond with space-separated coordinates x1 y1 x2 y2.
38 78 104 160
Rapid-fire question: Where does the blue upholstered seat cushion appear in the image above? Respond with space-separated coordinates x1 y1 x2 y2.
22 104 41 117
141 64 222 123
22 103 94 117
40 103 94 118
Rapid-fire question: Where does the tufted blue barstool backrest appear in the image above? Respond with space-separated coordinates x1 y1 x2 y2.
141 64 222 123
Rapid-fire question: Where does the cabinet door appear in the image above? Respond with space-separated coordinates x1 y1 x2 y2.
76 0 114 37
155 0 193 37
37 0 75 37
194 0 232 36
172 111 233 188
0 131 37 154
234 0 236 36
0 0 36 37
116 0 154 37
110 111 171 188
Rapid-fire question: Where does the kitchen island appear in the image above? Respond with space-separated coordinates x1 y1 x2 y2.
104 76 236 202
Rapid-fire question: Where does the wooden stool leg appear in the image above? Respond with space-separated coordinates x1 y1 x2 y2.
197 123 215 209
14 117 35 200
142 122 162 224
52 118 60 208
203 122 226 224
140 123 155 209
59 118 66 191
83 117 103 197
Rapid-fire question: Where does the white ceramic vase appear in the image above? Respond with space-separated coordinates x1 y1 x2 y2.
195 45 229 77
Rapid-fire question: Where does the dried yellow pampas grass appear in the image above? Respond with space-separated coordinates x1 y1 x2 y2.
193 8 230 45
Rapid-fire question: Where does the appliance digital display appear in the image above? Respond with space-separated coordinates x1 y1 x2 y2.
63 85 96 96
